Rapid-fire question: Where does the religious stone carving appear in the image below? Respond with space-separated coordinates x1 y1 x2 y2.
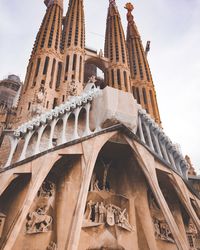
83 200 133 232
101 160 112 192
153 218 174 243
149 191 175 243
37 181 55 198
26 180 55 234
36 87 45 104
185 219 198 249
47 241 57 250
67 80 78 96
26 205 53 234
89 159 112 192
0 213 6 238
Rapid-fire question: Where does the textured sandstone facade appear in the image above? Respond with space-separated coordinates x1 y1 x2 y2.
0 0 199 250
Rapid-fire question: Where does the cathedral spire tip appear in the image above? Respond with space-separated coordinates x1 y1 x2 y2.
125 2 134 23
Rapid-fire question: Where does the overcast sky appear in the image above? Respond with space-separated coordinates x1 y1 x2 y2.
0 0 200 173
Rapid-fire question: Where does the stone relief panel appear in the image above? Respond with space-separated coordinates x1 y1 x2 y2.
83 198 133 232
153 217 174 243
26 181 55 234
148 191 175 243
84 159 133 232
185 219 199 250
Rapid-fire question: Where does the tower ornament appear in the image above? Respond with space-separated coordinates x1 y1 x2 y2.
125 3 134 23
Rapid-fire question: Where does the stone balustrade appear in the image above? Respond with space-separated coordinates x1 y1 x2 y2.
0 87 189 180
3 86 101 167
136 108 189 178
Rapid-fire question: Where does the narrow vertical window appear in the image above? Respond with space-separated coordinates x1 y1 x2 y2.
136 88 141 104
25 62 33 91
72 54 77 71
111 69 114 85
50 59 56 88
117 69 121 88
65 55 70 73
28 102 31 111
150 90 157 117
123 71 127 90
56 62 62 89
43 56 50 75
79 56 82 82
142 88 147 104
53 98 58 109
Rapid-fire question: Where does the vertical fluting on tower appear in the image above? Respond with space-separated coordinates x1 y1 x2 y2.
125 2 161 124
61 0 85 96
16 0 63 125
104 0 131 92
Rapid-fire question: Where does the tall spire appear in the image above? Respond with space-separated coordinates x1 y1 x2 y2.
16 0 63 125
61 0 85 96
104 0 131 92
125 2 161 124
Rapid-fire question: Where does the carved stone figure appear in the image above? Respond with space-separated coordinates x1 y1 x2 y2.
26 206 53 234
83 199 133 231
67 80 78 96
106 205 115 226
153 218 174 243
38 181 55 198
88 75 97 84
47 241 57 250
101 160 112 191
94 179 101 192
86 200 94 221
95 202 99 223
36 87 45 103
99 202 106 223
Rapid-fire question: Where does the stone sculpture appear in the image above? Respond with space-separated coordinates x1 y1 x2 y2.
47 241 57 250
26 206 53 234
153 218 174 243
84 200 132 231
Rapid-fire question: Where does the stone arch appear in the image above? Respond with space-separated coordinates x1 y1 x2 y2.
78 132 156 250
0 173 31 245
84 57 108 89
77 107 87 137
66 112 76 141
0 135 11 167
26 131 39 158
53 118 64 146
40 124 51 152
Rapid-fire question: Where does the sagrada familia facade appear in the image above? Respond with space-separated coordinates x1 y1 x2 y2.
0 0 199 249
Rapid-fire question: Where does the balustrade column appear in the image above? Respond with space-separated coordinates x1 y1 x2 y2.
159 142 170 164
72 107 81 140
48 119 58 149
61 113 70 144
151 132 163 158
5 137 19 167
19 131 34 161
34 125 46 155
138 116 145 143
83 103 91 136
144 123 154 151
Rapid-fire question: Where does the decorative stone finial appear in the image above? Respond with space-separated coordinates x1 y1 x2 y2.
125 2 134 23
109 0 116 4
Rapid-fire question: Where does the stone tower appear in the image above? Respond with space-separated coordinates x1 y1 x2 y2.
125 3 161 124
104 0 131 92
16 0 63 125
1 2 200 249
61 0 85 96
